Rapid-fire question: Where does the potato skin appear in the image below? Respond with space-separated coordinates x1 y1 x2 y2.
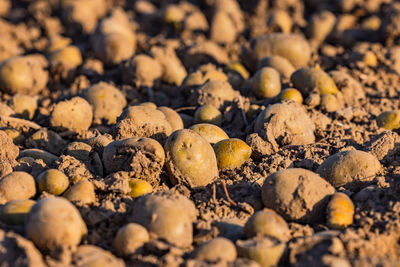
114 223 149 256
164 129 219 188
251 67 281 99
261 168 335 223
37 169 69 196
317 150 382 190
327 192 354 229
158 106 184 132
25 197 87 253
213 138 252 170
189 123 229 145
0 172 36 204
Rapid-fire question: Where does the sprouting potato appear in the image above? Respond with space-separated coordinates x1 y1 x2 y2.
25 197 87 253
213 138 252 170
164 129 219 188
261 168 335 223
158 106 184 132
37 169 69 196
376 111 400 130
327 192 354 229
236 237 286 267
114 223 149 257
317 150 382 190
63 180 95 205
128 179 152 198
291 67 339 96
12 94 37 120
194 105 223 126
189 123 229 145
244 209 290 242
72 245 125 267
50 97 93 132
257 56 295 79
194 237 237 262
251 67 281 99
0 55 48 95
0 199 35 225
0 172 36 204
84 82 127 125
279 88 303 104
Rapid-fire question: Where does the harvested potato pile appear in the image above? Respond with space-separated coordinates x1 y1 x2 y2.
0 1 399 266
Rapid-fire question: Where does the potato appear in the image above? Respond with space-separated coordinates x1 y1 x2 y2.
226 62 250 80
257 56 295 79
113 105 172 142
189 123 229 145
307 11 336 43
72 245 125 267
25 197 87 253
37 169 69 196
50 97 93 132
317 150 382 190
194 105 223 126
64 142 92 162
251 67 281 99
0 199 35 225
86 135 113 156
0 172 36 204
158 106 184 132
49 45 82 70
279 88 303 104
329 70 365 106
0 0 10 16
327 192 354 229
122 54 162 88
183 64 228 89
165 129 219 188
129 192 197 247
194 237 237 262
182 41 229 69
47 35 72 54
0 55 48 95
63 180 95 205
188 80 241 110
114 223 149 257
26 128 66 156
244 209 290 242
19 149 58 166
291 67 339 96
376 111 400 130
92 8 136 65
320 94 339 112
261 168 335 223
3 128 24 145
236 237 286 267
0 130 19 162
242 33 311 72
84 82 127 125
103 137 165 185
214 138 252 170
12 94 37 120
128 179 152 198
254 102 315 147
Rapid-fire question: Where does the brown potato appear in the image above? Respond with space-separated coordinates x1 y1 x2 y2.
164 129 219 188
194 237 237 262
113 223 149 257
151 46 187 86
261 168 335 223
49 45 82 70
63 180 96 205
12 94 37 120
26 128 66 156
72 245 125 267
189 123 229 145
194 105 223 126
257 56 295 79
0 199 35 225
266 10 292 33
158 106 184 132
122 54 162 88
251 67 281 99
291 67 339 96
0 172 36 204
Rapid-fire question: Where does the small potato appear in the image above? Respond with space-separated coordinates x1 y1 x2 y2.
164 129 219 188
236 237 286 267
72 245 125 267
12 94 37 120
113 105 172 142
50 97 93 132
63 180 95 205
251 67 281 99
49 45 82 70
158 106 184 132
279 88 303 104
189 123 229 145
214 138 252 170
376 111 400 130
122 54 162 88
262 168 335 223
130 192 197 247
0 172 36 204
84 82 127 125
0 199 35 225
64 142 92 162
37 169 69 196
25 197 87 253
257 56 295 79
244 209 290 242
194 105 223 126
114 223 149 257
327 192 354 229
320 94 339 112
0 55 48 95
317 150 382 190
291 67 339 96
128 179 152 198
194 237 237 262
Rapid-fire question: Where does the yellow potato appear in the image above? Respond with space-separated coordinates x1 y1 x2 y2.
213 138 252 170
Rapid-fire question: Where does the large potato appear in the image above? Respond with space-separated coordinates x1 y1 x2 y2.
25 197 87 253
164 129 219 188
261 168 335 223
317 150 382 190
0 172 36 204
